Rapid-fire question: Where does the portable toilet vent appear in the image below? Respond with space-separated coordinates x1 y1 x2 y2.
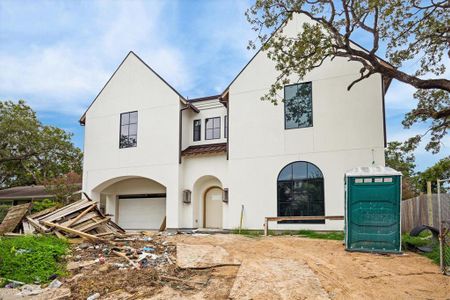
345 166 402 253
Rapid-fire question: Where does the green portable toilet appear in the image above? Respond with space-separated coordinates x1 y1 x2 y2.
345 166 402 253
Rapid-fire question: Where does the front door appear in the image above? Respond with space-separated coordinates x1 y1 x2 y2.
204 187 223 228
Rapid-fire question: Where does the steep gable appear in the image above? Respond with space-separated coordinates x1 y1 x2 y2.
80 51 192 124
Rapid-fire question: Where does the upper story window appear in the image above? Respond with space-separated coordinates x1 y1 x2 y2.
119 111 137 148
284 82 313 129
224 115 228 138
193 119 201 141
205 117 221 140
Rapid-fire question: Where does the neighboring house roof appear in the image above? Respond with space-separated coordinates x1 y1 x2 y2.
0 185 54 200
79 51 198 125
181 143 227 156
188 95 222 103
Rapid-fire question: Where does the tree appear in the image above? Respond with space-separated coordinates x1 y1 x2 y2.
416 156 450 193
247 0 449 153
0 100 83 188
43 172 82 205
385 141 417 199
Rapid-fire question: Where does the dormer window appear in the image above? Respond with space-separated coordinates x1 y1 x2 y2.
119 111 137 148
205 117 221 140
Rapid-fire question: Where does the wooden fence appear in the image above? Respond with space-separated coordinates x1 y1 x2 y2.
401 194 450 233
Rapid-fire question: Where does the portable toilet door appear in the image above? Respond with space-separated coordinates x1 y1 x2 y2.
345 166 402 253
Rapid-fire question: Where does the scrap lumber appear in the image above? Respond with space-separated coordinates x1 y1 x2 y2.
26 197 125 241
42 220 107 242
0 203 31 235
66 203 96 227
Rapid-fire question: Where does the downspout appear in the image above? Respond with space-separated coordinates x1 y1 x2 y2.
179 103 190 164
226 99 229 160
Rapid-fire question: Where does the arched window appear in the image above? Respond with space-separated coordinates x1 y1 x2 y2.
277 161 324 223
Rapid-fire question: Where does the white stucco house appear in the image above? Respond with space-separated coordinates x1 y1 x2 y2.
80 14 390 231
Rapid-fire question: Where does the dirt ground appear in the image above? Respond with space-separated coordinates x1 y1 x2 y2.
172 234 450 299
40 233 450 299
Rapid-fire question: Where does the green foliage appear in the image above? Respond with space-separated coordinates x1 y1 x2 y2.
0 100 83 188
415 156 450 193
31 199 60 214
385 141 416 177
247 0 450 153
295 230 345 241
385 141 418 199
0 235 69 283
402 233 448 265
43 172 82 205
0 204 12 223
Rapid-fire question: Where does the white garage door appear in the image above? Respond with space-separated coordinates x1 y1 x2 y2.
118 197 165 230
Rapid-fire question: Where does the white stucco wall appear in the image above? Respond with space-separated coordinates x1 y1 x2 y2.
82 52 182 228
82 14 386 232
225 14 385 230
181 98 227 150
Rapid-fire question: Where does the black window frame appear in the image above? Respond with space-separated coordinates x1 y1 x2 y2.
193 119 201 142
284 82 313 130
119 111 138 149
224 115 228 138
205 117 221 140
277 161 325 224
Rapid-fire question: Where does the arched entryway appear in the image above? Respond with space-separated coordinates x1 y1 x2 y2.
192 175 223 229
93 176 166 230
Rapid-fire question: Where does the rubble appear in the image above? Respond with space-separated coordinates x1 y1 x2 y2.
25 195 125 241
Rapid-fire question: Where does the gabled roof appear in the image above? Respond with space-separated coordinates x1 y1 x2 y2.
79 51 197 125
220 14 395 98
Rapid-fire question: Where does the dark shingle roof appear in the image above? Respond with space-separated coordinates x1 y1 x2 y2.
0 185 61 200
181 143 227 156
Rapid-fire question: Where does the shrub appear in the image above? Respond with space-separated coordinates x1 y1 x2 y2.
0 235 69 283
31 198 59 214
0 204 12 223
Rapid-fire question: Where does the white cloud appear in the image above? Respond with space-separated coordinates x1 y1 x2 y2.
0 0 194 116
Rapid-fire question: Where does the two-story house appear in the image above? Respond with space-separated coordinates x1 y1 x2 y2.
80 14 389 231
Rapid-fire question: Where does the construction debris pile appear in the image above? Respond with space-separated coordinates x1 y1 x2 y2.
64 232 209 299
25 198 125 241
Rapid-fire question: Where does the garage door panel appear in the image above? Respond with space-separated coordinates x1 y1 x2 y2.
118 198 165 230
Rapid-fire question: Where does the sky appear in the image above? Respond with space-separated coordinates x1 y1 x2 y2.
0 0 448 172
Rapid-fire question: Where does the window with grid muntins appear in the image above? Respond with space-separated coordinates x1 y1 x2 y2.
193 119 201 141
119 111 137 148
205 117 221 140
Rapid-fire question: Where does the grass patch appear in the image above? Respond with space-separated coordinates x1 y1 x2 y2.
402 232 450 265
0 235 69 284
295 230 345 241
232 228 344 240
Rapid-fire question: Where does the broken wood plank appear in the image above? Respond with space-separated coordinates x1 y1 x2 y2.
66 203 96 227
26 216 49 233
0 203 31 235
159 216 167 232
73 217 110 233
41 220 107 242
